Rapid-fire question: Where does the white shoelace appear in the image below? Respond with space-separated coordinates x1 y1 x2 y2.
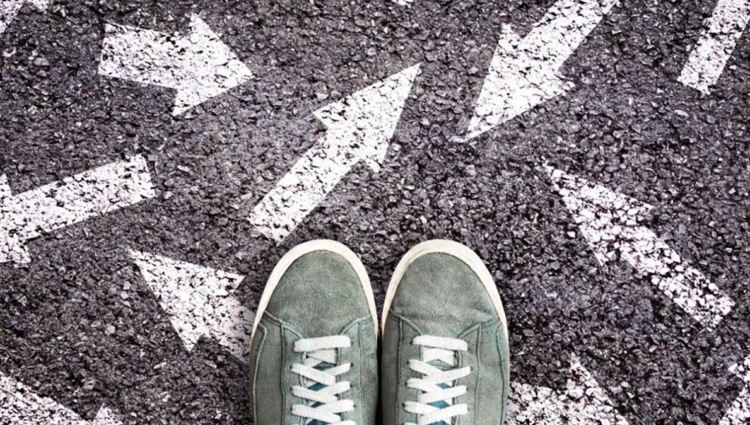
404 336 472 425
292 335 356 424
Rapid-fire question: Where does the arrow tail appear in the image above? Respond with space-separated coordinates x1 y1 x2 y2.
1 156 155 265
13 155 155 241
678 0 750 93
619 229 735 329
466 0 617 140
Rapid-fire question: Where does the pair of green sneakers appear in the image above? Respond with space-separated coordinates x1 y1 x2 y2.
249 240 510 425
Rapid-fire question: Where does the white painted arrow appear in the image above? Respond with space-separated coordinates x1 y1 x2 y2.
130 250 253 362
248 64 420 243
464 0 617 141
98 14 253 115
720 356 750 425
0 0 48 37
0 372 122 424
507 354 629 425
547 167 735 330
0 155 155 265
679 0 750 94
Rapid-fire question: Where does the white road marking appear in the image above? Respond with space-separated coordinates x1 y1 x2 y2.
464 0 617 141
678 0 750 94
392 0 414 5
547 167 735 330
0 155 155 265
507 354 629 425
98 14 253 115
0 372 122 424
0 0 47 37
130 250 253 362
720 356 750 425
248 64 420 244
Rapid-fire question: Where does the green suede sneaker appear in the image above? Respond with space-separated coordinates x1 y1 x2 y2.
249 240 379 425
381 240 510 425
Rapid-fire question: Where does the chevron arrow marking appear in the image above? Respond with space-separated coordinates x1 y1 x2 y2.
507 354 629 424
98 14 253 115
0 372 122 424
130 250 253 362
464 0 617 141
248 64 420 244
547 167 735 330
0 0 48 36
720 356 750 425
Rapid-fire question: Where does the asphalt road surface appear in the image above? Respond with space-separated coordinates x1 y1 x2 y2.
1 0 749 423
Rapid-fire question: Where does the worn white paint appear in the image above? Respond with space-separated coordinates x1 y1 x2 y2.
0 0 48 36
0 155 155 265
99 14 253 115
507 354 629 425
0 372 122 424
130 250 253 362
679 0 750 93
248 64 420 244
465 0 617 141
719 356 750 425
547 167 735 330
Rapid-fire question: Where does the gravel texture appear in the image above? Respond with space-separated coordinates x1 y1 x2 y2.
1 0 749 423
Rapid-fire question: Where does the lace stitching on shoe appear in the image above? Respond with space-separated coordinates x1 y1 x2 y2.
292 335 356 425
404 335 471 425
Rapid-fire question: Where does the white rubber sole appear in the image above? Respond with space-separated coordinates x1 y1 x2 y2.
250 240 379 342
381 240 509 344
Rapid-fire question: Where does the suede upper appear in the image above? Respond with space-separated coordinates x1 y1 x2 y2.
381 252 510 425
388 253 498 337
265 251 373 337
250 250 378 425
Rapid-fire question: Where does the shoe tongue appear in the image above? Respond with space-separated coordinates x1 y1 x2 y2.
427 383 452 425
428 359 454 372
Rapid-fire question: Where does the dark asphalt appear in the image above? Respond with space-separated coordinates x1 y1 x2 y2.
1 0 749 423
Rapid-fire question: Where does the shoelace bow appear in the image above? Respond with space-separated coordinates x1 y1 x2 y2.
405 335 472 425
292 335 356 425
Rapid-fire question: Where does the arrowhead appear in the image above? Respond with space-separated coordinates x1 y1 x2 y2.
464 0 620 141
507 355 629 425
130 250 252 360
171 14 253 115
465 24 573 141
0 175 30 265
314 64 420 171
546 166 653 265
0 373 124 424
